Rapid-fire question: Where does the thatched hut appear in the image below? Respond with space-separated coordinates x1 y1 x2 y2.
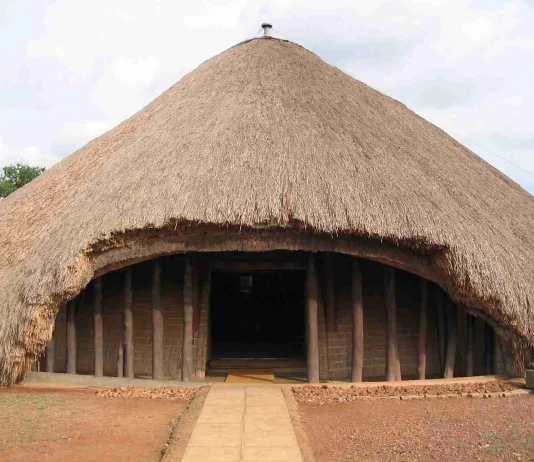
1 32 533 386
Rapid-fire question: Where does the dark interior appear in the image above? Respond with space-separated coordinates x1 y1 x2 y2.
210 271 306 359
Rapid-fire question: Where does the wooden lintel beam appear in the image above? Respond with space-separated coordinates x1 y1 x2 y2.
210 261 306 272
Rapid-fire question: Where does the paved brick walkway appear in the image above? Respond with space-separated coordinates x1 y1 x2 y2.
181 384 303 461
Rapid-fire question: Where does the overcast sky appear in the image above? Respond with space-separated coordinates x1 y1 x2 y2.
1 0 533 193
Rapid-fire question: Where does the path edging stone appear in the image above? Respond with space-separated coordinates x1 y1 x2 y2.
282 385 317 462
161 385 210 461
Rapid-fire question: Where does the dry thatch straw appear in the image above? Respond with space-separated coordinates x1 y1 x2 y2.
0 38 533 385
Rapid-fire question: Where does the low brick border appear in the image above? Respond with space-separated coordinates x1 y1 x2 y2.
348 388 532 401
291 379 530 404
290 374 523 389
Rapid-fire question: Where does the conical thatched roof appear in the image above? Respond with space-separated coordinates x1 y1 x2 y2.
0 37 533 385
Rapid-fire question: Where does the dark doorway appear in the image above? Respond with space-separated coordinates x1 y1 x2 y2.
210 271 306 360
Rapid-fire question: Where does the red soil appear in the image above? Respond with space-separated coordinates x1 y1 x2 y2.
298 393 534 461
0 384 188 461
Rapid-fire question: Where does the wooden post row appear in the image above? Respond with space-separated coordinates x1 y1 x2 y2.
124 267 134 379
94 277 104 377
182 256 194 381
307 254 320 383
152 260 164 380
325 253 337 333
66 299 77 374
351 258 363 382
384 267 401 381
417 279 428 380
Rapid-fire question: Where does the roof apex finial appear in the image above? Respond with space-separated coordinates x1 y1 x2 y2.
261 22 273 38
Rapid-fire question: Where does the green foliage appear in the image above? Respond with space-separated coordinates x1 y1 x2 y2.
0 162 45 198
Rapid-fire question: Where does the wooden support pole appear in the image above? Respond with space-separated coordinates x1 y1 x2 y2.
124 267 134 379
117 331 124 378
46 332 55 373
417 279 428 380
443 300 457 378
384 267 401 381
192 262 201 335
465 313 475 377
152 260 164 380
307 254 320 383
484 321 494 374
436 292 446 372
94 278 104 377
493 330 504 375
197 263 212 378
182 256 194 381
66 299 77 374
325 253 337 333
351 258 364 382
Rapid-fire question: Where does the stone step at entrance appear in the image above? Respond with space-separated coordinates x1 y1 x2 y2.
209 358 307 370
225 370 275 384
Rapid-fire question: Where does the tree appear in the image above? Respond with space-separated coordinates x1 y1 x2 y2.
0 162 45 198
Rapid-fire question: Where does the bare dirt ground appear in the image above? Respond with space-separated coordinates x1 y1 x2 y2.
0 384 191 462
297 393 534 461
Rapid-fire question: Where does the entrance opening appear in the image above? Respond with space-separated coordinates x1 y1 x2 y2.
210 271 306 361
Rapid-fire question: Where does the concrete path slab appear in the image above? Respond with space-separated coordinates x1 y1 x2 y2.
182 446 241 462
180 384 303 461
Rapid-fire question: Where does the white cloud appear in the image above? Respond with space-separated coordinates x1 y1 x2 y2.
462 18 493 41
59 120 115 141
112 57 160 89
0 137 59 169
